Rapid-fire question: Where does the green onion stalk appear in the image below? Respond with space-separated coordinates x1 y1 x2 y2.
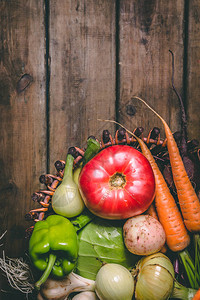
178 234 200 290
194 234 200 288
171 281 197 300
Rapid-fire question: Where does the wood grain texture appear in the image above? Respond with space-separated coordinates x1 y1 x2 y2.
118 0 185 138
186 0 200 140
49 0 116 169
0 0 46 263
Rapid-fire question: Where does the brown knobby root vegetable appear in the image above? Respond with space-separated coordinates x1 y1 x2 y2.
37 272 95 300
123 215 166 255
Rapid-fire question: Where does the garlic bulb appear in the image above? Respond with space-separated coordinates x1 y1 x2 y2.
72 291 99 299
38 272 95 300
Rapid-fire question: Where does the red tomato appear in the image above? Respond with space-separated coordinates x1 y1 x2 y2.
79 145 155 220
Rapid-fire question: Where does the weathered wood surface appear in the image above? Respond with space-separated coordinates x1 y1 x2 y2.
0 1 46 299
0 0 200 299
186 0 200 140
49 0 116 169
118 0 185 137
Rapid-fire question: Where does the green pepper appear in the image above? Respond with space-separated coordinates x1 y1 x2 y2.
29 214 78 289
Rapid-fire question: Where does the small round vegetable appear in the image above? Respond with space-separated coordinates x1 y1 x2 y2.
123 215 166 255
95 263 134 300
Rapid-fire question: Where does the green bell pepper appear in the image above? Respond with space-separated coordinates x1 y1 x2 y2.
29 214 78 289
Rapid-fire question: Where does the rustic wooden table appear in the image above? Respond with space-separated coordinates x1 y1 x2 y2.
0 1 200 299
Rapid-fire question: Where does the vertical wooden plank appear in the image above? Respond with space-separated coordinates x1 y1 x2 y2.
118 0 185 138
49 0 116 169
186 0 200 141
0 0 46 261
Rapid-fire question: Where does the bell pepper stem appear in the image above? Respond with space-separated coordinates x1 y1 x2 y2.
35 253 57 290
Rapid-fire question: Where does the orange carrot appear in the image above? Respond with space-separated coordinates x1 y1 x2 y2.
146 203 168 253
134 96 200 232
131 129 190 252
146 202 158 220
99 119 190 252
192 287 200 300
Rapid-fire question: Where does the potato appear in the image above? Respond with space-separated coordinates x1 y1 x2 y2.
123 215 166 255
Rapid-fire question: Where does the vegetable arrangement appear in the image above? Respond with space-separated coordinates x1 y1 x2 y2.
1 97 200 300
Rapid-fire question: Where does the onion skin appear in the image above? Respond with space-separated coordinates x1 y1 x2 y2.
52 154 85 218
95 263 134 300
123 215 166 256
134 253 175 300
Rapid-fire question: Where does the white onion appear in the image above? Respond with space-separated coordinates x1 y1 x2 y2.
95 263 134 300
123 215 166 255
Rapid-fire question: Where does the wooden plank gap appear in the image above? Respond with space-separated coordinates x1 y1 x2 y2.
45 0 50 173
116 0 121 126
184 0 200 140
183 0 189 117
